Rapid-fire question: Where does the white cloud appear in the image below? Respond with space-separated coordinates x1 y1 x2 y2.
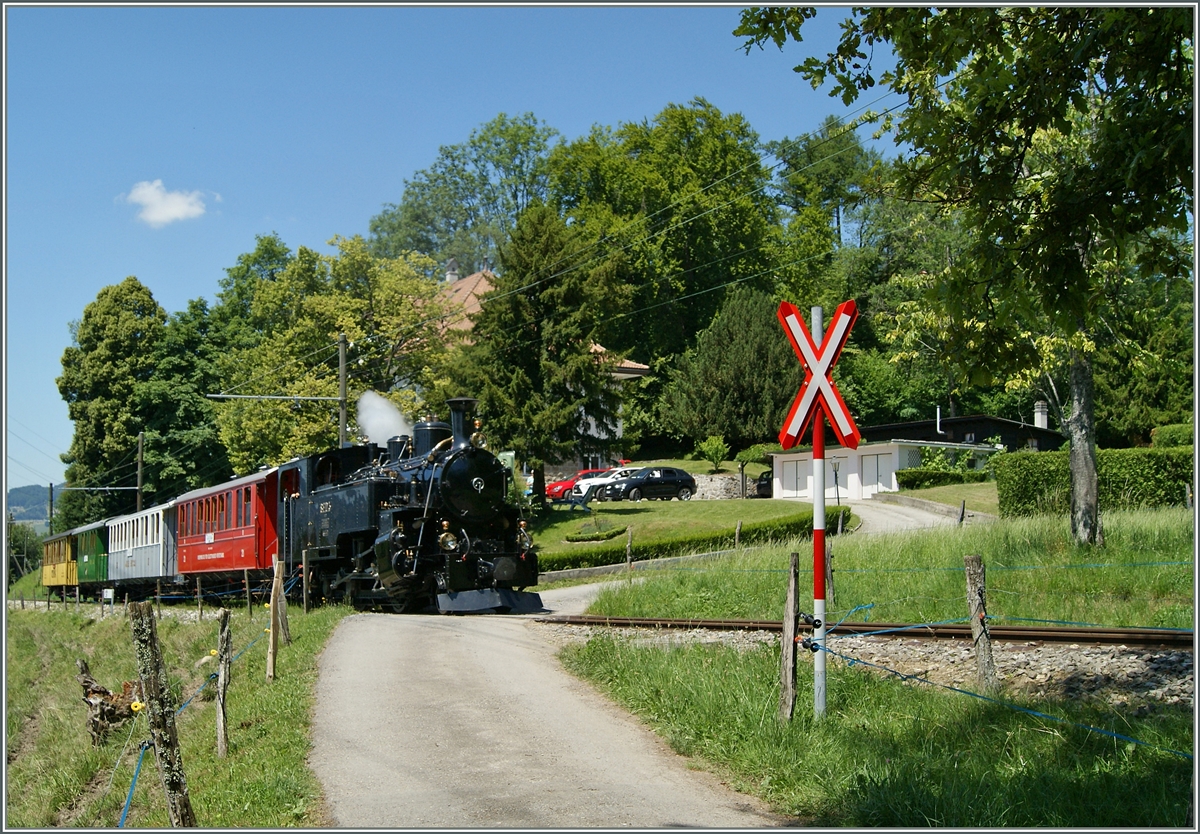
123 179 206 227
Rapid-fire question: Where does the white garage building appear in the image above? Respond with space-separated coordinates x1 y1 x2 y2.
771 439 1001 501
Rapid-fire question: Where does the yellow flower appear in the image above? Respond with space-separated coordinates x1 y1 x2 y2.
130 701 144 713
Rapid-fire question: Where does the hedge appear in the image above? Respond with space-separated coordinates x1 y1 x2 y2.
1151 423 1194 448
993 447 1194 517
896 469 988 489
536 506 846 572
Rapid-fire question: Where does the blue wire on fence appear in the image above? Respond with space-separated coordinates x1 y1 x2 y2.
118 741 152 828
826 617 972 639
825 603 875 634
815 642 1194 761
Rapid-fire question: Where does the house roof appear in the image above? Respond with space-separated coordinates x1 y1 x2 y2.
440 270 649 377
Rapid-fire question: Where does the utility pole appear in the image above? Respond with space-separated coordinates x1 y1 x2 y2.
339 333 348 448
137 431 144 511
47 483 53 535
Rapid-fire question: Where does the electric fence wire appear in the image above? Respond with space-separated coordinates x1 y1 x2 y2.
812 640 1194 761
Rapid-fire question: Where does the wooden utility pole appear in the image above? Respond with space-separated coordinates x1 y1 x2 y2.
779 551 799 722
129 601 197 827
339 333 348 448
244 569 252 618
964 554 998 692
136 431 144 511
215 609 232 758
266 567 280 682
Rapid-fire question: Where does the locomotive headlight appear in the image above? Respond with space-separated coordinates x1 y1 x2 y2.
470 431 487 449
438 531 460 551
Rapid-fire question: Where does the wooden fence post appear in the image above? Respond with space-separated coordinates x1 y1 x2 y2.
735 520 742 550
964 554 998 693
20 592 24 610
266 568 280 682
216 609 232 758
75 585 80 613
156 580 162 620
625 528 633 573
275 560 291 645
958 500 967 525
244 569 252 618
779 551 799 722
129 601 197 827
196 577 203 621
124 592 129 618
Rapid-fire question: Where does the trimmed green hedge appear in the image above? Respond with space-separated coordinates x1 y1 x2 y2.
565 526 629 543
537 507 846 572
896 469 988 489
993 447 1194 517
1151 423 1194 448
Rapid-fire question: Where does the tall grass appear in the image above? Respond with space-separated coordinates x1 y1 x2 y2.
562 508 1194 825
589 508 1194 629
5 604 352 827
561 637 1193 826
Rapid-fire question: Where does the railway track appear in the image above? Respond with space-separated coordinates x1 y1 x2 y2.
535 615 1194 649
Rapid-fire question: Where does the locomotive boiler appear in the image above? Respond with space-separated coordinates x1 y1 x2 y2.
277 397 542 614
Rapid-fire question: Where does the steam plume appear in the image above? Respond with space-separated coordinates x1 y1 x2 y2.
356 391 414 444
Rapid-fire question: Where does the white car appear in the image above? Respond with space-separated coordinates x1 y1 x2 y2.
571 466 642 500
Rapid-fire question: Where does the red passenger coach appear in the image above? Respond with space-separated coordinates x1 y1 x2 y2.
176 468 279 577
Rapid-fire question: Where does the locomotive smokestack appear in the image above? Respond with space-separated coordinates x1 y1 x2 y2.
445 397 478 445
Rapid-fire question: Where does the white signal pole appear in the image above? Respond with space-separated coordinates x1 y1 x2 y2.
810 306 827 719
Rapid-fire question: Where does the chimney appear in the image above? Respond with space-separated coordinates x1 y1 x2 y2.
445 397 478 446
1034 400 1049 430
445 257 459 283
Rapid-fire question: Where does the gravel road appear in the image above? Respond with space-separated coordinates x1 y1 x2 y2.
308 584 790 828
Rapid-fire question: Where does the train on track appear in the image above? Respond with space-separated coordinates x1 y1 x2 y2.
40 397 542 615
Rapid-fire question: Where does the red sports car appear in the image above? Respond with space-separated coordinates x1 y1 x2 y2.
545 468 608 499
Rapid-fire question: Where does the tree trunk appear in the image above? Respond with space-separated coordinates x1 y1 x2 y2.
1066 344 1103 546
530 463 547 507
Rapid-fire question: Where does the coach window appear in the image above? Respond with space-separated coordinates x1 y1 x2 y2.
219 494 227 531
244 488 253 524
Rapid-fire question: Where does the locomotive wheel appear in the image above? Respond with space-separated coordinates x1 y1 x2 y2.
677 487 692 501
629 488 643 501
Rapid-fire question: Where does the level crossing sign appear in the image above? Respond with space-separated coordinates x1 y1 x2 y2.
777 299 861 450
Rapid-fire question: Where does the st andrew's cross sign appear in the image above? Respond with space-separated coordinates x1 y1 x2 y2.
777 299 861 450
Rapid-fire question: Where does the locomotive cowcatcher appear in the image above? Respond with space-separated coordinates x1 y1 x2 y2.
277 397 542 614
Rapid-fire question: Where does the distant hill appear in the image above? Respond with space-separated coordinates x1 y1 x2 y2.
6 483 61 523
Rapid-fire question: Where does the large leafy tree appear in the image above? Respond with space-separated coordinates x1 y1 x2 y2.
549 98 782 363
368 112 561 276
213 236 448 473
453 202 630 501
737 6 1193 544
56 277 167 526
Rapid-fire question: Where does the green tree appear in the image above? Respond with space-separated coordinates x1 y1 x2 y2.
737 6 1193 544
549 98 780 363
454 202 630 501
369 112 561 275
213 236 448 473
6 519 42 583
659 287 799 449
56 277 168 526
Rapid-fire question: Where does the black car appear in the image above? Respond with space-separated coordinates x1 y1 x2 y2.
754 471 774 498
601 467 697 501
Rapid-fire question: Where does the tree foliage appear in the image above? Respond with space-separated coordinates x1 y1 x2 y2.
452 202 630 499
736 6 1193 544
369 112 560 275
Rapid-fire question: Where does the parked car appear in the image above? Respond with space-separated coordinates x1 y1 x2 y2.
754 471 774 498
545 468 608 500
570 466 642 500
601 467 697 502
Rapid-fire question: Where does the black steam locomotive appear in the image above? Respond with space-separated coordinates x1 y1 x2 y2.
277 397 542 614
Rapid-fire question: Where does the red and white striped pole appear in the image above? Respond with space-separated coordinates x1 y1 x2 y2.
810 306 827 718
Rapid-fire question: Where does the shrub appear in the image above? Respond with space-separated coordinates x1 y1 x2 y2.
696 435 730 472
565 526 629 543
1151 423 1194 448
735 442 783 466
994 448 1194 516
537 507 845 572
897 469 966 489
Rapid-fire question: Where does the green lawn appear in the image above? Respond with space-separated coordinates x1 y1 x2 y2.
902 480 1000 516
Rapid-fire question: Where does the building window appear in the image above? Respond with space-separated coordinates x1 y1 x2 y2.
965 432 975 443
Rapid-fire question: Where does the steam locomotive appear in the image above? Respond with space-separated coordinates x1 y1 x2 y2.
41 397 543 615
279 397 542 614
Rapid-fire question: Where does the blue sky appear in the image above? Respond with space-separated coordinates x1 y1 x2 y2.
5 3 901 491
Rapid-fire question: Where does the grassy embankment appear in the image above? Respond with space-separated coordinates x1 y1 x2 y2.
902 479 1001 516
5 598 353 828
561 507 1195 826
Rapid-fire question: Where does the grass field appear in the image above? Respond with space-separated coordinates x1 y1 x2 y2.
902 480 1001 516
562 507 1195 826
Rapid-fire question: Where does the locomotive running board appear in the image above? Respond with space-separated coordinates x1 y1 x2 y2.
436 588 545 615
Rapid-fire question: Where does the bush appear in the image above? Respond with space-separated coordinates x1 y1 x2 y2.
537 507 848 572
1151 423 1194 448
994 447 1194 517
735 442 783 466
565 526 629 543
696 435 730 472
897 469 967 490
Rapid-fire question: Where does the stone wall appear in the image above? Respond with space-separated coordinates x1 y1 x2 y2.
692 473 750 500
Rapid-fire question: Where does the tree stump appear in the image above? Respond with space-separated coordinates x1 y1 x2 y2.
76 658 143 747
